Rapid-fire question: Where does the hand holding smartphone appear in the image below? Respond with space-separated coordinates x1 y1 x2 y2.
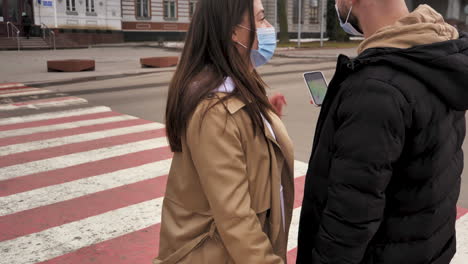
303 71 328 107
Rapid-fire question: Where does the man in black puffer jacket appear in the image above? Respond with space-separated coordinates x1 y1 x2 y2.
297 1 468 263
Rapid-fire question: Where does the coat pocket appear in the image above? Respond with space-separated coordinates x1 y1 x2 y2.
153 222 232 264
177 234 232 264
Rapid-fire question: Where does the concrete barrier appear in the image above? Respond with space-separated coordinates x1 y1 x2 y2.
47 60 96 72
140 57 178 68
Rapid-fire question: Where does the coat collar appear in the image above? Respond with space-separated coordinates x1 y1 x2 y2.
214 77 246 114
214 77 294 172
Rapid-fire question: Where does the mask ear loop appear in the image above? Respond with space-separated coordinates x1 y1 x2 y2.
345 5 353 23
234 25 254 49
237 24 254 32
236 41 248 49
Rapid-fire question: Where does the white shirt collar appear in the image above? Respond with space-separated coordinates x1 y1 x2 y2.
214 77 235 93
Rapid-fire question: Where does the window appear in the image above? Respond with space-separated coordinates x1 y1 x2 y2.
309 0 320 24
66 0 76 12
136 0 150 18
293 0 304 24
0 0 3 19
164 0 177 20
189 0 197 18
86 0 95 13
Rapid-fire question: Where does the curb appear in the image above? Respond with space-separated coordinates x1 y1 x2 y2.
0 83 29 90
275 53 340 59
24 69 175 88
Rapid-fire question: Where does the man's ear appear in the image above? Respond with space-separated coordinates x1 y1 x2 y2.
352 0 361 8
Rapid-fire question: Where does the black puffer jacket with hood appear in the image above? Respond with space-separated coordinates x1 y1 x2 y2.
297 27 468 264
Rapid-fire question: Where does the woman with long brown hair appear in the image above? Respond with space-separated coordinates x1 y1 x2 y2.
154 0 294 263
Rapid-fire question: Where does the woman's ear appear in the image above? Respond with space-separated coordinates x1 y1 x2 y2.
232 28 239 43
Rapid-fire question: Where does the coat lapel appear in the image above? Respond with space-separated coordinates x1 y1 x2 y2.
222 93 294 177
265 111 295 257
221 94 295 260
266 111 294 172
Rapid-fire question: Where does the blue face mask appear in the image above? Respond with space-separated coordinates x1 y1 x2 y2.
335 4 363 36
237 26 277 68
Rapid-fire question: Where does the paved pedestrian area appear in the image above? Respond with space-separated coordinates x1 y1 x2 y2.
0 45 356 87
0 82 467 263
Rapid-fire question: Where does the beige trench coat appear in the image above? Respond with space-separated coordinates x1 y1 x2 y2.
154 93 295 264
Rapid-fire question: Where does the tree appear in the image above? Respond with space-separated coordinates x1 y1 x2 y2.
278 0 290 44
326 0 349 41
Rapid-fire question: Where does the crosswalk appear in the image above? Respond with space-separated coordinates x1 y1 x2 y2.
0 83 467 264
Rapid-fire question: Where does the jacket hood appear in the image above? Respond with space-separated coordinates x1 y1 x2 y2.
354 34 468 111
358 5 459 54
351 4 468 111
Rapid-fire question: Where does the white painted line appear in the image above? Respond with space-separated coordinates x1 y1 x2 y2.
0 122 164 156
294 160 308 178
0 115 138 138
0 137 168 181
286 162 308 251
0 97 88 111
0 88 43 95
452 214 468 263
0 83 25 89
0 197 163 264
0 159 171 216
0 106 111 126
0 90 51 98
288 207 302 251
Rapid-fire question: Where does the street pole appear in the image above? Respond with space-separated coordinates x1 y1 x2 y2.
274 0 278 29
320 0 324 47
38 0 42 25
298 0 302 48
53 0 58 28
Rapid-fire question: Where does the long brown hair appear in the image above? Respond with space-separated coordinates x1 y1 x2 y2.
165 0 275 152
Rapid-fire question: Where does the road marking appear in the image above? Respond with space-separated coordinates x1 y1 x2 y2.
288 207 302 251
0 114 137 139
0 122 163 156
0 83 27 90
0 97 88 111
0 147 172 196
0 83 466 264
294 160 308 178
0 88 45 95
38 224 162 264
452 214 468 263
0 106 111 126
0 137 168 181
0 159 171 216
0 89 51 98
0 198 164 264
0 175 169 241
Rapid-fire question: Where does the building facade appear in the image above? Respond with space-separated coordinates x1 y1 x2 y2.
121 0 195 41
9 0 467 45
0 0 35 36
0 0 123 43
1 0 327 42
288 0 327 38
34 0 121 30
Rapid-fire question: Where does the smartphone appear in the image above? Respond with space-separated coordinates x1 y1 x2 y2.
303 71 328 107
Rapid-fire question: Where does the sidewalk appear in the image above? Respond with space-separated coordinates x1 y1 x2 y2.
0 46 181 86
0 44 356 87
275 47 358 59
